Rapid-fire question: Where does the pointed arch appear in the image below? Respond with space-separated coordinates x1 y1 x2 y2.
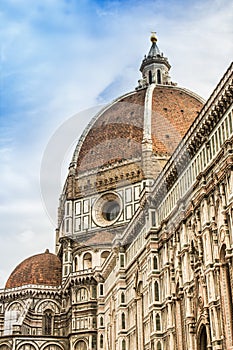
156 313 161 331
100 334 104 348
154 281 159 301
6 300 24 312
43 309 54 335
153 256 158 270
197 324 207 350
100 316 104 327
4 301 24 336
35 299 60 314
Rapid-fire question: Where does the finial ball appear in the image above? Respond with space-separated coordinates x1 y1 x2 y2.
150 32 157 43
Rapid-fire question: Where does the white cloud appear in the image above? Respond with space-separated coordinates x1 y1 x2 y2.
17 229 35 243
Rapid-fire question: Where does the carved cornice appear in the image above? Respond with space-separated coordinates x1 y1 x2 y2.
0 285 61 301
62 270 97 292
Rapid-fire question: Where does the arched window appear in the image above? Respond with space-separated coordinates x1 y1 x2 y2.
5 301 23 334
77 288 88 302
83 253 92 269
157 341 162 350
0 346 11 350
75 340 87 350
101 251 110 265
100 334 104 348
153 256 158 270
157 69 161 84
43 346 63 350
100 316 104 327
156 313 161 331
7 302 23 312
149 70 153 84
199 325 207 350
43 309 53 335
122 339 126 350
154 281 159 301
18 345 36 350
121 292 125 304
121 312 126 329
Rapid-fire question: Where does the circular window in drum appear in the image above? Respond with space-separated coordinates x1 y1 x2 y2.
102 200 120 221
92 192 122 227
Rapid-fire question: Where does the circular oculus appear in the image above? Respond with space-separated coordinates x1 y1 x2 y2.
92 192 122 227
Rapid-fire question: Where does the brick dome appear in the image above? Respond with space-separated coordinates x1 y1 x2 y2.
5 250 62 289
73 85 204 174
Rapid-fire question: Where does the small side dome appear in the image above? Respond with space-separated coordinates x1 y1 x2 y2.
5 250 62 289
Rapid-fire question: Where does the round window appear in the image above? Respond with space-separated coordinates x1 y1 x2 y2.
102 200 120 221
92 192 122 227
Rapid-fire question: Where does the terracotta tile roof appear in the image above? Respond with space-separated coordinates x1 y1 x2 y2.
151 86 203 154
76 85 203 172
77 89 145 172
5 250 62 289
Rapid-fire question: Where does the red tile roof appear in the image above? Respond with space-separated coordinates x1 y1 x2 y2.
5 250 62 289
76 86 203 173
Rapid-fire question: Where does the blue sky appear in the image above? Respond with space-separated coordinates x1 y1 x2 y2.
0 0 232 287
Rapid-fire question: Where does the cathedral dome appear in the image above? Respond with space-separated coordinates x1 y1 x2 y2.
58 35 205 243
70 35 204 178
72 85 204 174
5 250 62 289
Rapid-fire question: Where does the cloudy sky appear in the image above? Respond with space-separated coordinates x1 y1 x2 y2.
0 0 232 287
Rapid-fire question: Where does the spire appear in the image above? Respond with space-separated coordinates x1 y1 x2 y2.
137 33 174 89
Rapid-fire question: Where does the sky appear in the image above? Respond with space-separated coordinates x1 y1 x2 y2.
0 0 232 288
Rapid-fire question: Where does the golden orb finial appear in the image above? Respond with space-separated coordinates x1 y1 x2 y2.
150 32 157 43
